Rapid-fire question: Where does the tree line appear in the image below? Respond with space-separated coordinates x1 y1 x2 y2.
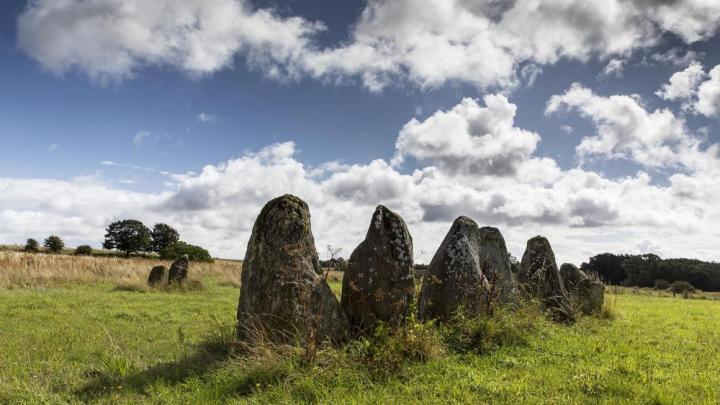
22 220 212 262
581 253 720 292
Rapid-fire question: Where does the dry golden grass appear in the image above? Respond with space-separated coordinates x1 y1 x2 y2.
0 251 241 289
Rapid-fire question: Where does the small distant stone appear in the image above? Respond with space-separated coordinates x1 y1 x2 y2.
147 265 167 287
168 255 189 285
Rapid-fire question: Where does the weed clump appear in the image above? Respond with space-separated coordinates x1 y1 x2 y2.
442 302 545 354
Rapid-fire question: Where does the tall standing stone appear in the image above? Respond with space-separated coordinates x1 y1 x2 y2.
418 216 492 321
167 255 189 285
519 236 575 322
478 227 518 304
341 205 414 333
237 194 347 344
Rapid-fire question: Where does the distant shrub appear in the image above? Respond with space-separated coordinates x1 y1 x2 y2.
74 245 93 256
654 279 670 290
44 235 65 253
160 241 213 262
670 281 694 298
24 238 39 253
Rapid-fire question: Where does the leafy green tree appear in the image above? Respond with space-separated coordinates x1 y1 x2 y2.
103 220 151 257
670 281 694 298
160 241 213 262
44 235 65 253
24 238 39 253
74 245 93 256
654 279 670 290
150 223 180 253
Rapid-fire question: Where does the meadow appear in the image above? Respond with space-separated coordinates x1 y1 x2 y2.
1 252 720 404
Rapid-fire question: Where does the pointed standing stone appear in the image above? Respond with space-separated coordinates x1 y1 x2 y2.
478 227 518 304
418 216 491 321
341 205 414 334
519 236 575 322
167 255 189 285
237 194 347 344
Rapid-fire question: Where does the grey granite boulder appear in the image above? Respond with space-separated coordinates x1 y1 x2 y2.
237 194 347 344
519 236 575 322
341 205 414 334
148 265 167 287
418 216 492 321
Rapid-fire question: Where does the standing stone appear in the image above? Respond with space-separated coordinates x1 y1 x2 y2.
478 227 518 304
560 263 604 315
167 255 189 285
237 194 347 344
519 236 575 322
418 216 492 321
341 205 414 334
148 265 167 287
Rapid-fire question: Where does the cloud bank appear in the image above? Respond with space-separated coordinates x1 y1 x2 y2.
17 0 720 90
2 90 719 264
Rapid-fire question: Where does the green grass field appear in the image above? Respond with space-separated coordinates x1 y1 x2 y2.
1 281 719 404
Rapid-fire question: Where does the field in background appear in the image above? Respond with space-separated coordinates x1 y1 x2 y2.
0 251 242 289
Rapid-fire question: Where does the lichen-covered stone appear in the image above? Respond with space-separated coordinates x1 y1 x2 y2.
148 265 167 287
341 205 414 333
418 216 491 321
576 278 604 315
519 236 575 322
237 194 347 344
167 255 189 285
478 227 518 304
560 263 604 315
559 263 583 292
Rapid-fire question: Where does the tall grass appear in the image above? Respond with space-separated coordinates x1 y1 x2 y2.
0 251 241 289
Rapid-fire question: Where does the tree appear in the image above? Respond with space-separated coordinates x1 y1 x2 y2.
654 279 670 290
74 245 93 256
44 235 65 253
103 219 151 257
159 241 213 262
24 238 39 253
670 281 694 298
150 223 180 253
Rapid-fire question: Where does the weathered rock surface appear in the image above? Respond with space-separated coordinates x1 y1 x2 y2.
478 227 518 304
418 216 492 321
560 263 604 315
237 194 347 344
147 265 167 287
559 263 583 292
519 236 575 322
168 255 189 285
341 205 414 333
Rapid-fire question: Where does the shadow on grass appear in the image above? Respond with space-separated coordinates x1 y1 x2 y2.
75 325 291 402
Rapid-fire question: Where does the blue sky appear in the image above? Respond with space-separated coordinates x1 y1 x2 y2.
2 0 720 263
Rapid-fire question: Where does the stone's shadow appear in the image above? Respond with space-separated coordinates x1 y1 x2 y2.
76 346 228 401
75 333 283 401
